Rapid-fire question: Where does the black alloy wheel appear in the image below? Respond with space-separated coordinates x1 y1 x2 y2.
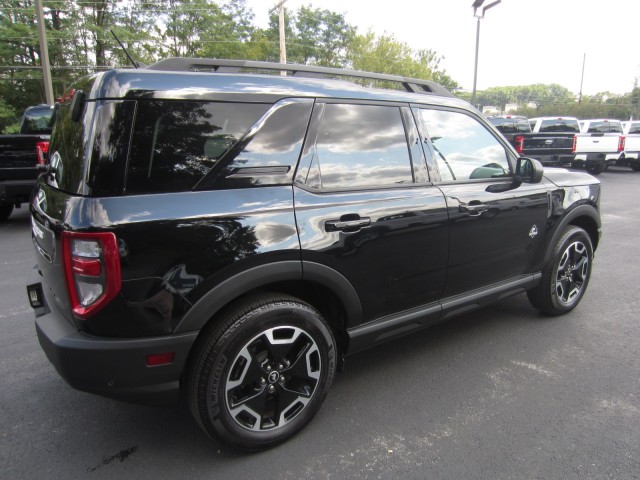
527 226 594 315
187 294 336 450
553 240 590 306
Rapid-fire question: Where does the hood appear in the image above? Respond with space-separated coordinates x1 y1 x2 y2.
542 167 600 187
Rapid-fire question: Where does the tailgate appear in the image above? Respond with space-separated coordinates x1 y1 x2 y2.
523 135 574 155
576 133 620 153
31 182 77 329
0 135 47 181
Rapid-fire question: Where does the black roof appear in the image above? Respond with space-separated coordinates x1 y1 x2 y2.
83 59 471 111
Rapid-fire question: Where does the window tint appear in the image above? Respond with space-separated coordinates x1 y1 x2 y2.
587 121 622 133
87 101 136 196
296 103 413 190
539 119 580 133
419 109 510 182
21 106 54 134
127 101 269 194
489 117 530 134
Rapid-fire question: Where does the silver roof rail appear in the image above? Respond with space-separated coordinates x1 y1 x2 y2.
146 58 452 97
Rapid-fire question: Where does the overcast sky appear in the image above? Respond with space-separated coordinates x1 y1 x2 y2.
241 0 640 95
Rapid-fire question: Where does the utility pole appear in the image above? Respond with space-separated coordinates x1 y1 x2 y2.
35 0 54 105
578 53 586 104
269 0 288 68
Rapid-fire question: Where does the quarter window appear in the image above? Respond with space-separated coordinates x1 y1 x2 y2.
127 101 269 194
419 109 510 181
296 103 413 190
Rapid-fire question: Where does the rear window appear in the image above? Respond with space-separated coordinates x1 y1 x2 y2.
539 119 580 133
629 123 640 134
489 117 530 134
126 101 270 194
586 121 623 134
20 106 54 134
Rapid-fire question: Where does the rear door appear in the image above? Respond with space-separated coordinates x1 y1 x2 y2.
293 101 449 323
414 107 549 298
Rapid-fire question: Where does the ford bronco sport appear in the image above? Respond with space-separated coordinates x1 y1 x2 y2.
27 59 601 450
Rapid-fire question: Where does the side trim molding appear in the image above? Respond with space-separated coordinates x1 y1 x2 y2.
347 273 540 354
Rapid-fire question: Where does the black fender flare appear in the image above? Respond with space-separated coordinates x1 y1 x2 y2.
302 261 363 329
173 260 363 333
174 261 302 333
543 205 601 265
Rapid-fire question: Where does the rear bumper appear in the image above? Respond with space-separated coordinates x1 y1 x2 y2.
0 179 36 205
35 308 198 405
574 153 621 162
529 154 574 166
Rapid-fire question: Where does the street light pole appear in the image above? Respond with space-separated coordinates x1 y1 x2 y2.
470 0 501 108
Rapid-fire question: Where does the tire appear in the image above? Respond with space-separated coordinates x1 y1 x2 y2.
631 164 640 172
0 204 13 222
187 294 337 450
527 226 593 315
586 161 604 175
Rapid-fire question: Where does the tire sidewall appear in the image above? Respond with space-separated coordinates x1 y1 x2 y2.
201 301 336 449
548 228 593 313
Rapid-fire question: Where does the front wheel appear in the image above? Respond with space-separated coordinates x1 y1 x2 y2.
187 294 336 450
527 226 594 315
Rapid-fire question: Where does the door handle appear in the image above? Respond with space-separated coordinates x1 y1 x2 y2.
459 203 489 216
325 216 371 232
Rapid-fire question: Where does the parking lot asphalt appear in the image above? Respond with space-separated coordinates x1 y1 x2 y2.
1 168 639 480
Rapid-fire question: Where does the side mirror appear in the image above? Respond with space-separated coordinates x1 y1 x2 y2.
515 157 543 184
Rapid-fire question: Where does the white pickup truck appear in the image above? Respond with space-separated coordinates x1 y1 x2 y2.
573 119 625 174
620 121 640 171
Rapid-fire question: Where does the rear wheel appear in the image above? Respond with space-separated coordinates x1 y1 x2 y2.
528 226 593 315
586 161 604 175
187 294 336 450
0 204 13 222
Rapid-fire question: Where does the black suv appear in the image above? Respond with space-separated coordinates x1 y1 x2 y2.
28 59 601 450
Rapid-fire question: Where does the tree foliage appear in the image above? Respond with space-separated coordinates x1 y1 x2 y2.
10 1 635 134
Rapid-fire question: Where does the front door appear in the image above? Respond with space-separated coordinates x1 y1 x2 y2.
415 107 548 298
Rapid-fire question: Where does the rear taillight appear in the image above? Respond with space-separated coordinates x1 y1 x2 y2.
618 136 625 152
36 141 50 165
572 135 577 153
514 135 524 154
61 232 121 319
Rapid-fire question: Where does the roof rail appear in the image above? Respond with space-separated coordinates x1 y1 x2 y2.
146 58 453 97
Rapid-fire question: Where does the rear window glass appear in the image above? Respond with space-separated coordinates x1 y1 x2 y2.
629 123 640 134
489 117 530 134
126 101 270 194
539 119 580 133
20 106 54 134
586 121 622 133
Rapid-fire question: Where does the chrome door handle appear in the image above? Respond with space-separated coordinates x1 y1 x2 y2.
459 203 489 216
325 217 371 232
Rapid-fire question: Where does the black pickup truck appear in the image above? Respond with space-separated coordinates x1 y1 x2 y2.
489 116 577 167
0 104 53 221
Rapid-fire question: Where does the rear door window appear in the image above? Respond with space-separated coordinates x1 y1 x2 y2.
126 101 269 194
295 103 414 190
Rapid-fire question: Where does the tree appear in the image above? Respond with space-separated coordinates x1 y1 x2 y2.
347 32 459 90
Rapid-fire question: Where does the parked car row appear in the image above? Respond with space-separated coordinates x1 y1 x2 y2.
488 115 640 174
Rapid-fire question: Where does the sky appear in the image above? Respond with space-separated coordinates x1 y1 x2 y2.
241 0 640 96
